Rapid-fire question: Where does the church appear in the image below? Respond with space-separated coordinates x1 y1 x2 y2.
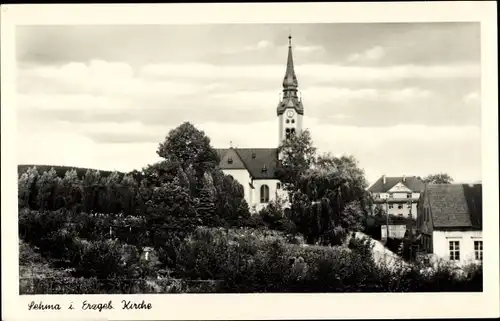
216 35 304 213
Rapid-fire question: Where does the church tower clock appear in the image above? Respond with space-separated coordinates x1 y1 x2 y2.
277 34 304 144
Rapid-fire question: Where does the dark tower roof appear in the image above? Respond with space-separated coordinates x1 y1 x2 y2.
277 34 304 116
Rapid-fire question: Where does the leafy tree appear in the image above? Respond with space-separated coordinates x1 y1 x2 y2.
197 173 218 225
276 129 316 192
211 171 248 223
290 154 370 245
177 166 191 190
82 169 101 212
83 169 101 186
157 122 220 176
143 179 199 242
103 171 121 213
258 196 296 233
18 166 39 208
423 173 454 184
35 168 58 210
120 173 138 216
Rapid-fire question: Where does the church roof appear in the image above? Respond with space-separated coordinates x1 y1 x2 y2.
283 35 298 89
216 148 279 179
277 35 304 116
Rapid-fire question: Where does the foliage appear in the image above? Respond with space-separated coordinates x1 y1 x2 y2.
174 227 483 292
156 122 220 176
256 197 296 233
276 129 316 192
423 173 454 184
197 173 219 226
289 154 370 245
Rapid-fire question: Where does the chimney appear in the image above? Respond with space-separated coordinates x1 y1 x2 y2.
382 175 386 184
402 175 406 182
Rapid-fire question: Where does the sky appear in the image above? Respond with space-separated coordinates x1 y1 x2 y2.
16 23 482 185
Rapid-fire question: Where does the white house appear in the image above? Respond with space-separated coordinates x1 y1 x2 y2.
368 175 425 238
216 35 303 213
417 183 483 267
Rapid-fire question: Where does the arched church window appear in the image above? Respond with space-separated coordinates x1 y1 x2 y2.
291 128 296 135
286 119 290 124
285 128 291 140
260 185 270 203
291 119 295 124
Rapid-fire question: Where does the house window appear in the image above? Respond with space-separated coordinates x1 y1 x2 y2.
227 157 233 164
398 204 403 209
449 241 460 261
474 241 483 261
407 193 412 198
276 182 281 190
375 194 380 199
260 185 269 203
389 204 393 209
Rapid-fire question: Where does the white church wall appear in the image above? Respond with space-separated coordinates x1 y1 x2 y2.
221 168 253 206
251 179 289 213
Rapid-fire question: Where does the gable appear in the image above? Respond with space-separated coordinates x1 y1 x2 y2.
368 176 425 193
217 148 247 170
387 182 412 193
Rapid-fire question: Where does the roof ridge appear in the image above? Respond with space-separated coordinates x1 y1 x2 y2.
232 148 252 176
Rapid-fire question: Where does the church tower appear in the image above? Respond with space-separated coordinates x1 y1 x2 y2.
277 34 304 144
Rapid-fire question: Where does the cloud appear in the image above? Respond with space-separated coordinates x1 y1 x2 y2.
305 87 432 103
464 91 481 105
17 59 479 130
140 62 480 84
295 45 325 54
347 46 386 63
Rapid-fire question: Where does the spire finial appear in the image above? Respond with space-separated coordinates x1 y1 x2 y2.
288 31 292 47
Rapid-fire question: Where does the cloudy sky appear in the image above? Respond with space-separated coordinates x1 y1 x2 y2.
16 23 481 184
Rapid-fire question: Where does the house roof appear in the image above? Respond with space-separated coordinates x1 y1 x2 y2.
368 176 425 193
427 183 482 229
216 148 279 179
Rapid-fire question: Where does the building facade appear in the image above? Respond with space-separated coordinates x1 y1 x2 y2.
368 175 425 219
216 35 303 213
417 183 483 267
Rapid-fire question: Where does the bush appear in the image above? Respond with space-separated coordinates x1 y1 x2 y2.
173 227 483 293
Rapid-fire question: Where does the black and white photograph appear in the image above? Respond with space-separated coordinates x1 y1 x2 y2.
2 2 499 320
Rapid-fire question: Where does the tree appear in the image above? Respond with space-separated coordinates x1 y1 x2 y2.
18 166 39 208
141 179 198 266
423 173 454 184
276 129 316 192
177 166 190 190
82 169 101 212
120 173 138 216
35 168 58 210
196 173 218 225
156 122 220 176
289 154 370 245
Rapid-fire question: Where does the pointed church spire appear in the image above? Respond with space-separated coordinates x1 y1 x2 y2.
276 33 304 116
283 34 298 90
